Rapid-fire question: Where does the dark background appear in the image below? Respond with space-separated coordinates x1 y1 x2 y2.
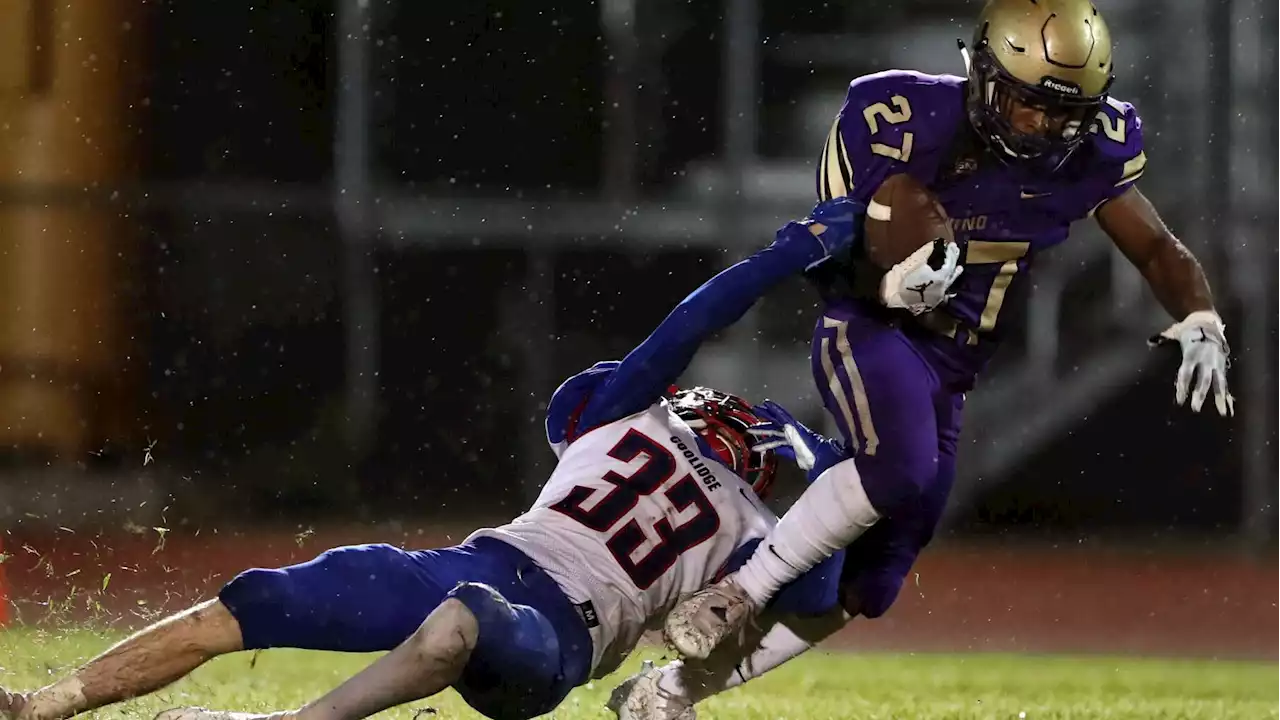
0 0 1275 550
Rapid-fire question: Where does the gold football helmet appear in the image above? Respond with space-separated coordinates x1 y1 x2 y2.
961 0 1115 162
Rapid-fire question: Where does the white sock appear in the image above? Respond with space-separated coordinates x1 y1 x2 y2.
734 458 880 606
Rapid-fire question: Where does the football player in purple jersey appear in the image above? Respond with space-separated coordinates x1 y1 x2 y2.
601 1 1234 714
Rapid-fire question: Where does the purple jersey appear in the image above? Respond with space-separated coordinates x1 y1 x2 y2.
816 70 1147 382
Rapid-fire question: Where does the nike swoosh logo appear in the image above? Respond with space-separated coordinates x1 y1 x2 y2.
740 487 768 512
767 544 804 572
1020 190 1051 199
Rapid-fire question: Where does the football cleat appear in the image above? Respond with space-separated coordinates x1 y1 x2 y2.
663 576 755 660
606 660 696 720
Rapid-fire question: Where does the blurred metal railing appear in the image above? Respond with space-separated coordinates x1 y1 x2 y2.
0 1 1264 547
335 0 379 461
329 0 1274 543
37 0 1251 542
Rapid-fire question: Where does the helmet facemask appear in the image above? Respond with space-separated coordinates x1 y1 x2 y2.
961 24 1113 166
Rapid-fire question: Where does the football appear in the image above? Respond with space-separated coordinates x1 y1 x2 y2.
864 172 955 268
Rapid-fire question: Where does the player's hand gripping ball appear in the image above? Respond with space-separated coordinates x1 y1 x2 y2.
865 174 964 315
880 238 963 316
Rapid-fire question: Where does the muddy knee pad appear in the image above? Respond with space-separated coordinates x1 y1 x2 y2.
447 581 565 720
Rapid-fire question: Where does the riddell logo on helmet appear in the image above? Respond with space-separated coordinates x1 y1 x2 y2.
1040 77 1081 95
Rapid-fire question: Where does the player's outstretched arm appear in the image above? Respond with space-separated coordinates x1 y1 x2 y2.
1098 186 1215 319
1097 186 1233 416
575 198 864 431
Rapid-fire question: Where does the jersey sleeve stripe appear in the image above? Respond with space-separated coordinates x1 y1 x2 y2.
818 116 853 201
1115 151 1147 187
817 130 833 201
836 123 853 190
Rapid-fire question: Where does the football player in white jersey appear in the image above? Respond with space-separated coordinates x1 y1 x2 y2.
0 202 863 720
606 401 858 720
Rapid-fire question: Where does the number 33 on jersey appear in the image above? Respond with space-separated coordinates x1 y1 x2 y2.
817 69 1146 340
473 402 776 677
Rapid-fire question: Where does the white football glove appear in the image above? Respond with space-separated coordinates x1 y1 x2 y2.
1149 310 1234 417
879 239 964 316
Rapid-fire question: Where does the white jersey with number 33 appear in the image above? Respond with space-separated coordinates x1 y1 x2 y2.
469 401 777 677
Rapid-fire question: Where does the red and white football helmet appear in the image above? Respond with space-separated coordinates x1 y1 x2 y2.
668 385 779 500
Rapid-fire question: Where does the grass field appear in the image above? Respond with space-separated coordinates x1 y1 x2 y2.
1 628 1275 719
2 625 1280 712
